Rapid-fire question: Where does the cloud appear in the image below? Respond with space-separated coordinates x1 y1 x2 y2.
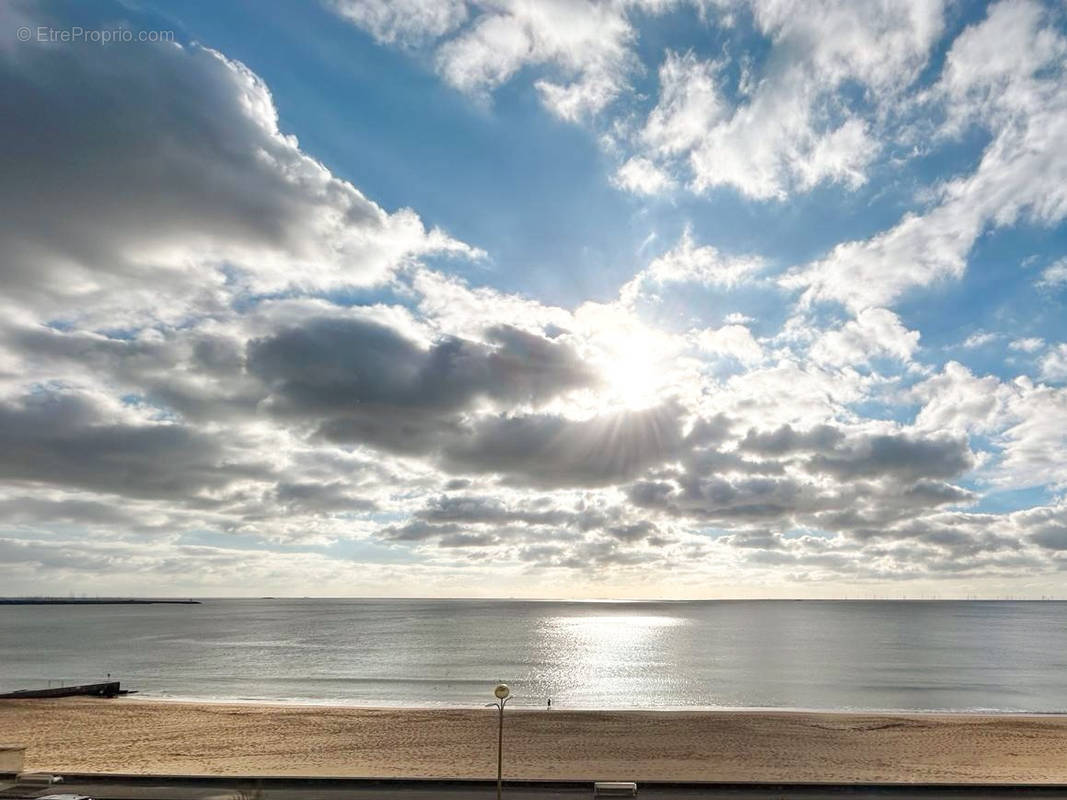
331 0 934 203
740 424 844 456
441 402 686 487
330 0 650 120
0 389 266 501
912 362 1009 435
625 415 977 532
640 50 726 157
629 472 823 522
695 324 763 364
911 363 1067 491
435 0 637 120
739 422 974 483
414 495 573 527
961 331 1000 348
395 493 668 543
613 156 675 195
0 494 171 535
377 491 680 571
1040 344 1067 382
250 314 598 453
783 0 1067 311
616 0 944 199
0 31 476 327
251 317 593 413
938 0 1065 130
1009 337 1045 353
620 228 764 305
329 0 468 44
804 431 974 483
1037 257 1067 288
998 381 1067 489
0 534 488 597
782 203 976 312
809 308 920 366
1022 505 1067 551
273 481 377 513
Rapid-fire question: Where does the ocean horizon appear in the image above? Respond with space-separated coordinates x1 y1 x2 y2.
3 598 1066 713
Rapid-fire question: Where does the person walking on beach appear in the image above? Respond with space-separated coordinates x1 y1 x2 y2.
547 698 551 710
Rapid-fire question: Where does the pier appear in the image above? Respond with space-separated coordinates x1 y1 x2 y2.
0 681 132 699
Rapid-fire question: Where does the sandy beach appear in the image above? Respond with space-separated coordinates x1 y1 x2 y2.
3 699 1067 783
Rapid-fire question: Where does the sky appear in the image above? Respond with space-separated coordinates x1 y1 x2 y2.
1 0 1066 599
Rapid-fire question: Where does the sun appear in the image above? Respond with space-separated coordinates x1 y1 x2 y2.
599 336 667 410
571 303 679 413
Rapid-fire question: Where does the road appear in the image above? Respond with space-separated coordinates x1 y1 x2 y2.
5 775 1067 800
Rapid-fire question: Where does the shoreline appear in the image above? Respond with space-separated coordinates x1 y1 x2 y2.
5 698 1067 783
105 694 1067 715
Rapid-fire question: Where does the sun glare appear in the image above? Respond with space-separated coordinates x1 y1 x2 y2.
602 356 661 409
598 334 670 410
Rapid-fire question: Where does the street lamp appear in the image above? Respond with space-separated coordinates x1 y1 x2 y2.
487 683 511 800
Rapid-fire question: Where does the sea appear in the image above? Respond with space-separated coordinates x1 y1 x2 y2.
2 599 1066 712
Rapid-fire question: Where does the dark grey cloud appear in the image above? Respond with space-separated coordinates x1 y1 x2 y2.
379 495 670 561
841 513 1022 557
740 424 974 483
723 530 786 549
414 495 575 527
806 432 975 482
0 536 134 574
704 505 1067 583
900 479 976 506
438 532 501 548
273 481 377 513
1032 528 1067 550
683 447 787 476
441 402 685 487
0 37 273 315
604 521 659 541
629 473 826 522
1017 507 1067 550
250 317 598 458
803 479 976 535
629 452 976 533
742 547 853 571
0 390 265 500
250 318 594 415
0 495 157 531
192 334 247 376
2 322 266 427
740 424 844 456
382 520 464 542
517 543 567 563
515 538 658 570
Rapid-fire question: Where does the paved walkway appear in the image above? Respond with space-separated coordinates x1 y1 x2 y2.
5 776 1067 800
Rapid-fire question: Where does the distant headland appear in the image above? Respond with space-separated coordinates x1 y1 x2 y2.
0 597 201 605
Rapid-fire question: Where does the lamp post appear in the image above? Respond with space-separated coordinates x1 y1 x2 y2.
488 683 511 800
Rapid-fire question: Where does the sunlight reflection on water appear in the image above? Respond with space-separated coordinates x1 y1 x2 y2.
529 614 689 706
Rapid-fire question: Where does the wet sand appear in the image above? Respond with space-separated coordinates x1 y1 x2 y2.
3 698 1067 783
